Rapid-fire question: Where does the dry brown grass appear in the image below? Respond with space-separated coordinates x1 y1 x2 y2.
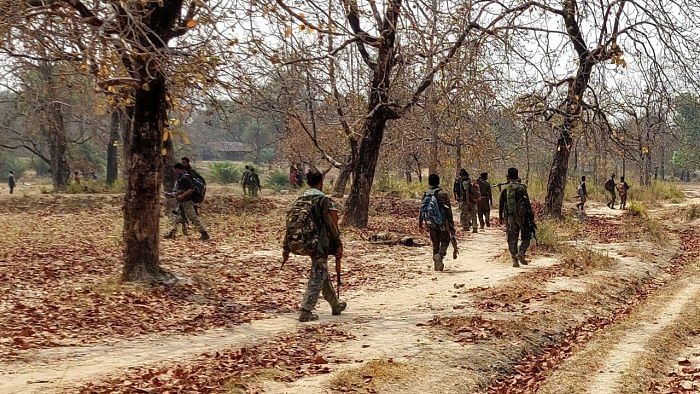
329 359 419 393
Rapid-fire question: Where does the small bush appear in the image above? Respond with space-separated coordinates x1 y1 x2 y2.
266 170 289 190
535 219 563 252
626 201 649 219
374 172 426 198
209 162 241 184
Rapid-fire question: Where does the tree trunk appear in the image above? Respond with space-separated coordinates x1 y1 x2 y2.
345 115 388 227
46 105 70 191
332 160 353 197
544 130 572 218
660 147 665 180
121 74 170 283
107 108 122 186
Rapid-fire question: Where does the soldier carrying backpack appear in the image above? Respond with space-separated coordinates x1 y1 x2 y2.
164 163 210 241
419 173 456 271
498 167 534 268
282 170 347 322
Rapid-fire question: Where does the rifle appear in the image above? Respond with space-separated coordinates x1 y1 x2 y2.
450 235 459 260
330 209 342 298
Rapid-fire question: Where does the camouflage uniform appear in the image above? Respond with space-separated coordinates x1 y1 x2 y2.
167 173 207 236
605 178 616 208
241 169 251 195
420 186 455 271
459 177 479 233
286 189 344 315
499 181 532 267
477 177 493 228
249 171 261 197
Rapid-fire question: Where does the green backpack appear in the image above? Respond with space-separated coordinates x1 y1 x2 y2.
285 195 323 256
505 183 529 219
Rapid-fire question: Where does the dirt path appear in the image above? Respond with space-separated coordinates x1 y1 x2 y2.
2 184 698 393
587 280 700 393
1 221 551 393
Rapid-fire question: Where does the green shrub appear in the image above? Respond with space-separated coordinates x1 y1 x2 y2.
0 155 29 178
374 172 426 198
266 170 289 190
535 219 563 252
208 162 241 184
626 201 649 219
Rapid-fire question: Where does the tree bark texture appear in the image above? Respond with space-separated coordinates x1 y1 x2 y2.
121 1 182 282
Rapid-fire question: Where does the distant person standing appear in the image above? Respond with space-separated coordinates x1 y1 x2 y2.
604 174 617 209
8 171 16 194
289 164 299 189
73 171 81 185
617 176 630 210
249 168 261 197
241 165 251 196
477 172 493 229
576 176 588 211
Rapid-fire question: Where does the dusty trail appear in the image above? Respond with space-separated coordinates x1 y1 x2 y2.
2 184 698 393
587 281 700 393
0 221 550 393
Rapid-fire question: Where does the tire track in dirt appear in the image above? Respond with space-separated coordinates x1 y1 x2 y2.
588 281 700 393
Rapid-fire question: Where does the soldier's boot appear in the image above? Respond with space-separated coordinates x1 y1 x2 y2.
516 253 529 265
512 256 520 268
480 224 485 230
332 301 347 316
182 226 189 236
472 227 478 234
433 254 444 271
299 309 319 322
200 231 211 241
163 230 176 240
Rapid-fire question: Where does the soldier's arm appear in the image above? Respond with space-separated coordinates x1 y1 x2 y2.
498 189 506 220
320 197 342 246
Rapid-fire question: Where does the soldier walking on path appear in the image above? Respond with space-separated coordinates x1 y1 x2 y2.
477 172 493 229
605 174 617 209
249 168 261 197
164 163 210 241
456 169 479 233
419 174 456 271
8 171 16 194
617 176 630 210
241 165 251 196
499 167 534 268
283 170 347 322
576 175 588 211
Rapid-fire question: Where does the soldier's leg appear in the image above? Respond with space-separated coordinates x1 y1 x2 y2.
459 201 469 230
301 255 330 313
438 231 450 258
507 216 520 266
320 262 345 315
478 206 485 229
429 228 440 256
469 204 478 232
485 207 491 227
182 201 207 233
518 222 531 260
165 207 181 238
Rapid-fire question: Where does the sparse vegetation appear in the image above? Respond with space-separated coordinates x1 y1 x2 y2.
208 162 241 184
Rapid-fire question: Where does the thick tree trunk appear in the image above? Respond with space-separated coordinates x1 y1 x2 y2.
46 104 70 191
544 130 572 218
121 75 171 283
333 160 353 197
107 108 122 186
345 115 388 227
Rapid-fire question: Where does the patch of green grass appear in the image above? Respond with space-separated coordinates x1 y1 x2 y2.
208 162 242 184
626 201 649 219
535 219 564 252
374 172 426 198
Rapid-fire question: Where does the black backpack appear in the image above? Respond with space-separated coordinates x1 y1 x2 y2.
453 179 464 201
188 172 206 203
